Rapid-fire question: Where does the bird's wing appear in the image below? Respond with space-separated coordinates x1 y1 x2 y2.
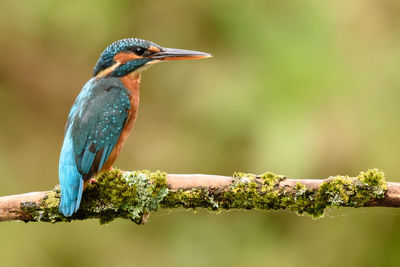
69 81 131 180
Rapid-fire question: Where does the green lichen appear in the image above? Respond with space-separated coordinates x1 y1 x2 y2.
21 169 168 224
82 169 168 224
161 188 220 211
358 169 387 195
161 169 387 218
221 172 284 210
318 168 387 210
21 168 388 223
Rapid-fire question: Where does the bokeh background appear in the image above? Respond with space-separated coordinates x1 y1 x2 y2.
1 0 400 266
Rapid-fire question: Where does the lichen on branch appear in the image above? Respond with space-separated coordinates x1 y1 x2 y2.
163 169 387 218
22 169 169 224
17 168 388 224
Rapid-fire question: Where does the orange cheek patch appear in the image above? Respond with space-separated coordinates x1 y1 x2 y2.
114 52 140 64
148 45 161 53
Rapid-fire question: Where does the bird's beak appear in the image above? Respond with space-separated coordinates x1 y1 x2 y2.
150 47 212 61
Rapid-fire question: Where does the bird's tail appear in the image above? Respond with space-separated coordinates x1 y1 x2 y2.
58 135 84 216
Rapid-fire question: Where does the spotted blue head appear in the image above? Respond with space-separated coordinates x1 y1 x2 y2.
93 38 211 78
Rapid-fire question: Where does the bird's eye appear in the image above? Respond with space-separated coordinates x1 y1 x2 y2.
133 47 145 56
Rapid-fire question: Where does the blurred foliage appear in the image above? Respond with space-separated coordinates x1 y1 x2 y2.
1 0 400 266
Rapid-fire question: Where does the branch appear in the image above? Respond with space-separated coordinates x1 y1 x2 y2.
0 169 397 224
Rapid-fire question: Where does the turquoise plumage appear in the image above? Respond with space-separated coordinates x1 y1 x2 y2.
59 78 130 216
58 38 211 216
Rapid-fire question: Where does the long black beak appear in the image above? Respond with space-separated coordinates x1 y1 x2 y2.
150 47 212 60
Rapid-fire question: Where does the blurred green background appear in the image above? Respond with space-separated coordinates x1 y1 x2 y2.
1 0 400 266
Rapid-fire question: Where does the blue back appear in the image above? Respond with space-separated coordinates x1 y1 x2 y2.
59 77 131 216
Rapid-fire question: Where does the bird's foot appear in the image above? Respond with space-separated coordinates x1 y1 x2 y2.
88 178 98 184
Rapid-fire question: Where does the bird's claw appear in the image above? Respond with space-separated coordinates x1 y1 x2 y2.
88 178 97 184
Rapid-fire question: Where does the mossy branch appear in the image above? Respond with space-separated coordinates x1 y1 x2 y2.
0 169 398 224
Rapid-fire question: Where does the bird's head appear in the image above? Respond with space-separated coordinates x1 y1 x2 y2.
93 38 211 78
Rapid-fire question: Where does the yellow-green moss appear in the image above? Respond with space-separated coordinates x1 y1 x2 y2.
21 169 168 224
160 169 387 218
318 169 387 209
21 168 388 224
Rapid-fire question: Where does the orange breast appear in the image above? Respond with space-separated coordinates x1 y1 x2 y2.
101 73 141 171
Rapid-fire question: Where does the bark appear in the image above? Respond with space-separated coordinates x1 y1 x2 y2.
0 169 396 224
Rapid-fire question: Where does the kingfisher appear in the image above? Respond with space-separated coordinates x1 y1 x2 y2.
59 38 211 216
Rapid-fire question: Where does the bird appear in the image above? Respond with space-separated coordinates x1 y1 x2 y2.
59 38 211 216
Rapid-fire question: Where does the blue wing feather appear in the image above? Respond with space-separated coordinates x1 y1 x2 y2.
59 78 131 216
99 145 112 171
80 149 95 174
